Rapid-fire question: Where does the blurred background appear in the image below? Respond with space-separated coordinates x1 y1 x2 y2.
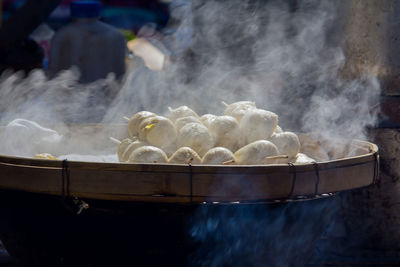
0 0 172 73
1 0 170 31
1 1 400 266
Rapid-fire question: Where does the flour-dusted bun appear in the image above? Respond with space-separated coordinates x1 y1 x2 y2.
121 140 147 162
117 138 135 162
202 147 235 165
168 106 199 122
138 116 177 148
274 125 283 134
269 131 300 158
295 153 315 164
240 109 278 144
177 122 214 157
208 115 241 152
160 141 178 158
298 134 330 162
199 114 217 128
223 101 257 122
0 119 63 157
169 147 202 164
303 146 329 162
234 140 279 165
175 116 202 131
127 111 156 137
127 146 168 163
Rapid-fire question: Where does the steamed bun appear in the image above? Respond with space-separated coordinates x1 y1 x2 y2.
240 109 278 144
168 106 199 122
175 116 202 131
128 146 168 163
208 116 240 151
169 147 202 164
223 101 256 122
138 116 177 148
127 111 156 137
269 131 300 158
200 114 217 128
202 147 235 165
177 123 214 157
234 140 279 165
121 139 147 162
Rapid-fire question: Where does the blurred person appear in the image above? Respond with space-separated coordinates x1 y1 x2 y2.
0 0 61 73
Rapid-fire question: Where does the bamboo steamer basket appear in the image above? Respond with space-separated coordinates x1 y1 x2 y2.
0 124 379 204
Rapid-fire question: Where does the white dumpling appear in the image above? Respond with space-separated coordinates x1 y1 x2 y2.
117 138 134 162
175 116 202 131
160 141 178 158
168 106 199 122
169 147 202 164
302 146 329 162
274 125 283 134
202 147 235 165
208 116 240 152
128 146 168 163
177 123 214 157
223 101 257 122
269 131 300 158
120 140 147 162
138 116 177 148
199 114 217 128
1 119 63 157
295 153 315 164
234 140 279 165
240 109 278 144
298 134 330 162
128 111 156 137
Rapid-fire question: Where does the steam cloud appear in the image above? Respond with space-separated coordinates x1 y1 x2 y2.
0 0 379 151
106 0 380 141
188 197 340 267
0 0 382 265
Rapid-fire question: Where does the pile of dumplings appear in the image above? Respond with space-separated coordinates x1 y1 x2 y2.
117 101 315 165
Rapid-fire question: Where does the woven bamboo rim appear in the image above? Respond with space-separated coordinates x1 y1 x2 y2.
0 137 379 204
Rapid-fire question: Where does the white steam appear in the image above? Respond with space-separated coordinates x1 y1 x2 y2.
0 1 382 265
0 0 380 157
106 0 380 140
